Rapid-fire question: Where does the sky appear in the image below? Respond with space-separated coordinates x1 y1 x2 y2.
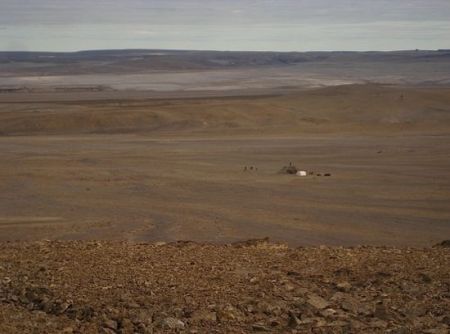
0 0 449 52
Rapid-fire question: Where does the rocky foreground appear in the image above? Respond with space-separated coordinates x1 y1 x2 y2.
0 240 449 334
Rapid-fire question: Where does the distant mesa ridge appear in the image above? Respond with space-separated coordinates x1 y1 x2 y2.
1 49 449 72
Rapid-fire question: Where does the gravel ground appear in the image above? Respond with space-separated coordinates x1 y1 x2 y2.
0 240 449 333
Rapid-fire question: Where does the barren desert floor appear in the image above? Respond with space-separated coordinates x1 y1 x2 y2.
1 85 449 246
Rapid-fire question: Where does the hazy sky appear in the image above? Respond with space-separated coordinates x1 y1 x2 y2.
1 0 449 51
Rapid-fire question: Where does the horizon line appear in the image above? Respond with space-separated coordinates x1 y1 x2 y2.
1 48 450 54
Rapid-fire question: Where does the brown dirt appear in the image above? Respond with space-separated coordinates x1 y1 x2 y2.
1 53 450 334
1 85 450 247
0 240 449 333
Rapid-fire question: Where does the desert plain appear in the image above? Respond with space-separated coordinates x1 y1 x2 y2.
1 50 450 246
